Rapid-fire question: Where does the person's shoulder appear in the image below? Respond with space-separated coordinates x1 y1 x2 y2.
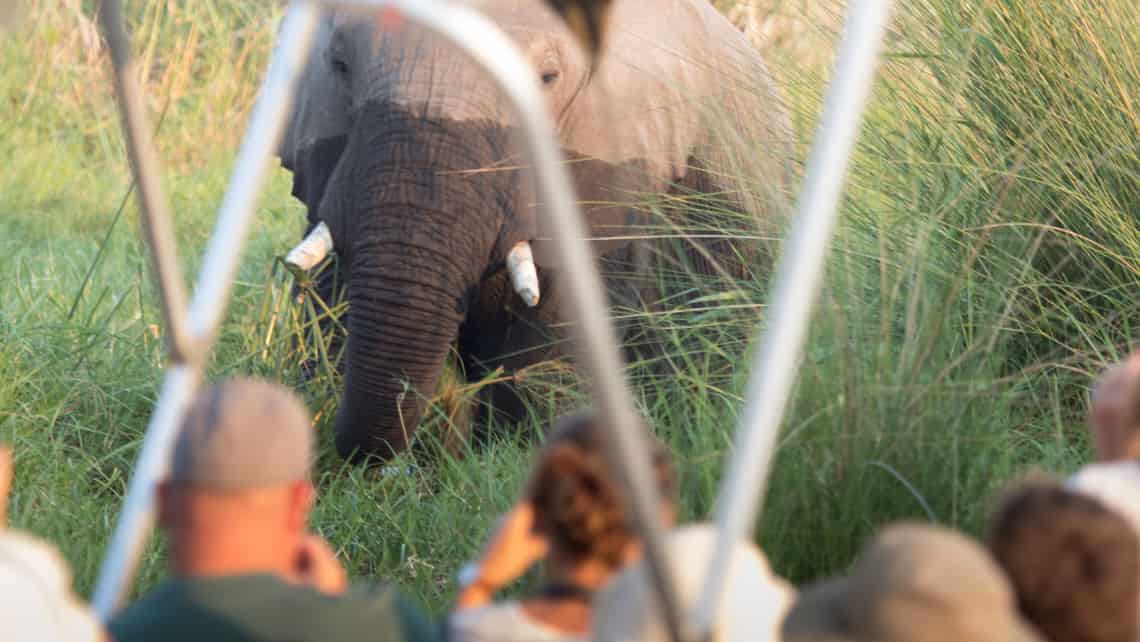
108 579 184 642
111 574 308 642
449 601 581 642
449 600 521 629
112 575 438 642
448 602 519 642
307 582 440 642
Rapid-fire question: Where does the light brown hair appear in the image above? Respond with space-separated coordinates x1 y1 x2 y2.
526 411 677 568
988 480 1139 642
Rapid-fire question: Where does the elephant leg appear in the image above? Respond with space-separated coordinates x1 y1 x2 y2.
458 248 664 447
666 155 777 283
570 239 670 388
457 271 569 446
464 322 563 445
635 162 769 390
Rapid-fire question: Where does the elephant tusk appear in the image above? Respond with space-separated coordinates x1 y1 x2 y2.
285 221 333 272
507 241 541 307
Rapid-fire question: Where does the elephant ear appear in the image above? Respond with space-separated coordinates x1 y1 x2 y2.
543 0 614 59
278 10 350 229
527 0 794 269
679 0 796 230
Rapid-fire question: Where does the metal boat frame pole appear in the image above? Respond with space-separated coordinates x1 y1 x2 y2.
91 1 323 617
93 0 894 639
92 2 682 636
691 1 894 634
95 0 192 362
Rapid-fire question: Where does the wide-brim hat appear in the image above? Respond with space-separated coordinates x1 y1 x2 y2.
783 523 1042 642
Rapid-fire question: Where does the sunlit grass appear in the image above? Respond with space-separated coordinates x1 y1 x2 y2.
0 0 1136 612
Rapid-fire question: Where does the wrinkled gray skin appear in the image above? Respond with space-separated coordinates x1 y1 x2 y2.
279 0 793 461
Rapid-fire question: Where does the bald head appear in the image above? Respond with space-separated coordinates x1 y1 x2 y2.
161 377 317 578
173 378 314 488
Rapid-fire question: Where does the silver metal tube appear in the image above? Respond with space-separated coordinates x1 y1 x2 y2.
91 2 322 618
96 0 192 362
334 3 686 640
94 0 682 635
90 365 200 617
692 0 894 636
184 3 321 346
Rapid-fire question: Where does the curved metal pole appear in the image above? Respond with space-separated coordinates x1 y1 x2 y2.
93 2 683 636
692 0 894 636
91 2 322 618
96 0 192 361
337 4 687 640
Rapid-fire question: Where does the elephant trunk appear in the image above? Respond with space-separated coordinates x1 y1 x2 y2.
331 103 507 460
335 246 464 459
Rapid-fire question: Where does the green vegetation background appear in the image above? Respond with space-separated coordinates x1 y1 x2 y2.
0 0 1136 611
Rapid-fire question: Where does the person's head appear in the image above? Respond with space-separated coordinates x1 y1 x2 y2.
524 411 677 574
784 523 1043 642
158 377 315 578
1089 350 1140 461
987 480 1139 642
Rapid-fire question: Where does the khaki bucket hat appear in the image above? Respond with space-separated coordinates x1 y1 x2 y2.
783 522 1043 642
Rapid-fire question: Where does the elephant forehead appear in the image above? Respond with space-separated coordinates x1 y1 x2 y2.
322 0 767 183
330 0 564 36
327 19 518 123
409 0 565 30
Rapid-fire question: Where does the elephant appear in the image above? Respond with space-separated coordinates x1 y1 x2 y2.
277 0 794 462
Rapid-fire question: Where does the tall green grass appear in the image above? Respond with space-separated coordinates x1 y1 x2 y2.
0 0 1136 611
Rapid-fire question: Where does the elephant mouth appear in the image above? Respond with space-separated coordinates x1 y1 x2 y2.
286 222 540 309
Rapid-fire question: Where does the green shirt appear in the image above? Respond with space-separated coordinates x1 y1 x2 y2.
109 573 438 642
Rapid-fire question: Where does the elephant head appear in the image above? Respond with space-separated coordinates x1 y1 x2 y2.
278 0 792 461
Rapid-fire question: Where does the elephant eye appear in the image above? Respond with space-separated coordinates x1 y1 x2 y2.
331 56 350 76
541 70 560 86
